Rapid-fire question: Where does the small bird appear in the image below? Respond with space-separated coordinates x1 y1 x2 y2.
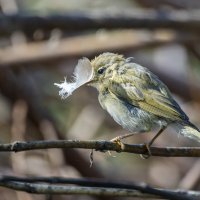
55 52 200 156
87 52 200 153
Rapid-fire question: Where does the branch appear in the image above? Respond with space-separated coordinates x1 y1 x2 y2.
135 0 200 9
0 182 157 198
1 9 200 36
0 176 199 200
1 30 197 66
1 139 200 157
0 69 105 179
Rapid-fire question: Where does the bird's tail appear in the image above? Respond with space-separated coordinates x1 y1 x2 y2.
175 122 200 142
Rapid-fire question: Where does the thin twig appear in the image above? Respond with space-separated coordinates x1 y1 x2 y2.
0 176 199 200
0 139 199 157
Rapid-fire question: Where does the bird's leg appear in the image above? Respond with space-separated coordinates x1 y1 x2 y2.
142 126 167 159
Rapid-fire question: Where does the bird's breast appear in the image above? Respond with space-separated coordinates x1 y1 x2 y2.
98 92 162 133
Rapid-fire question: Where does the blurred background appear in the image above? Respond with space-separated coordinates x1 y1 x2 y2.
0 0 200 199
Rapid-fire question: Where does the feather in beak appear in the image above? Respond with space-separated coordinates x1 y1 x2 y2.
54 57 94 99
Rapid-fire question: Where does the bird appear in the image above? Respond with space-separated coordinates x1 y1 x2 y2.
87 52 200 155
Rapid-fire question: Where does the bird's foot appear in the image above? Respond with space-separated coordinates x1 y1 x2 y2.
110 133 135 153
110 136 124 153
140 143 152 159
111 136 122 144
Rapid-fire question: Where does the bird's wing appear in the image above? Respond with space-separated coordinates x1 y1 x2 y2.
108 63 188 121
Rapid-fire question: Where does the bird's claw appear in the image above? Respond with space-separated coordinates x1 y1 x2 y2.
140 143 152 159
110 137 123 152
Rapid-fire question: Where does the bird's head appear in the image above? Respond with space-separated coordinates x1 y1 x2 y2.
88 52 125 89
54 52 127 98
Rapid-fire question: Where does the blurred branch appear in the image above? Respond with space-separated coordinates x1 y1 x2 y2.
0 182 158 199
0 176 199 200
136 0 200 9
1 30 196 66
178 159 200 189
186 44 200 61
1 139 200 157
1 9 200 36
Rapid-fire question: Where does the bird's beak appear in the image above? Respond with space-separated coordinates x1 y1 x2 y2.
86 77 96 86
86 67 96 86
54 58 95 98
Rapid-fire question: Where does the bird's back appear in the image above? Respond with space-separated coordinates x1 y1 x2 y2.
108 62 189 123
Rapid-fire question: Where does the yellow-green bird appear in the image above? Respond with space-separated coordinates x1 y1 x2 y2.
88 52 200 150
55 52 200 153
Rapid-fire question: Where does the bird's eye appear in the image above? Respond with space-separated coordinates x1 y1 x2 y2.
97 67 105 74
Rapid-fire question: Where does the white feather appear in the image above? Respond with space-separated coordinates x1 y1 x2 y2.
54 57 93 99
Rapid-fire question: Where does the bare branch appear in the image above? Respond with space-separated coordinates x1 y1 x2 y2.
0 139 199 157
0 176 199 200
0 182 157 198
135 0 200 9
1 9 200 36
1 30 197 66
